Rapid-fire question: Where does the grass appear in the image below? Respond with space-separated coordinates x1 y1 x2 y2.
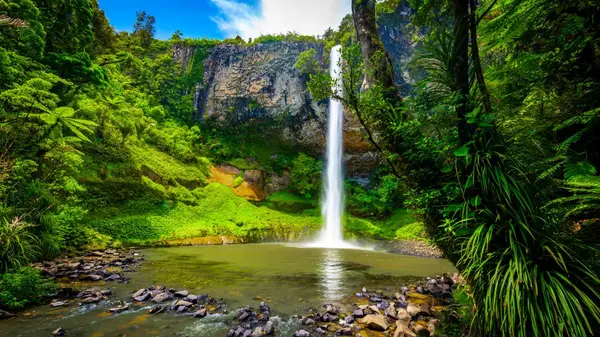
87 183 322 245
345 209 426 241
128 144 209 186
264 191 318 213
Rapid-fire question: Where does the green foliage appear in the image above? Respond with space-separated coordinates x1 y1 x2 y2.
0 218 40 273
87 183 323 245
290 153 322 199
265 191 317 213
346 174 403 218
294 48 322 75
0 267 56 309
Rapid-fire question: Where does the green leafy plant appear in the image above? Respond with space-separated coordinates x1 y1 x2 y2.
0 267 56 309
0 217 40 273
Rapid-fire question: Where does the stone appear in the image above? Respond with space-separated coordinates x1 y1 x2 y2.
325 304 339 315
242 329 253 337
260 301 270 312
177 306 188 313
175 290 189 297
361 314 389 331
344 315 354 324
0 309 14 319
336 328 353 336
377 300 390 310
316 327 327 335
385 305 397 319
321 313 338 322
251 327 264 337
152 292 171 303
184 295 199 303
303 317 316 325
52 327 66 336
149 306 165 314
265 320 275 335
80 296 101 304
397 308 411 324
108 305 129 314
50 301 69 308
370 296 383 303
234 327 245 337
418 303 431 316
413 324 430 336
134 292 151 302
85 274 103 281
132 288 146 298
193 308 207 318
105 274 121 281
294 330 310 337
394 321 417 337
427 319 440 336
407 303 420 317
176 300 193 308
353 308 365 318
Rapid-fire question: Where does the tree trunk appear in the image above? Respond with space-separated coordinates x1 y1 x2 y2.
469 0 493 114
351 0 402 105
453 0 473 144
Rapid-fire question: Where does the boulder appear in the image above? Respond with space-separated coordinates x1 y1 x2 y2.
265 320 275 335
428 319 440 336
175 290 189 297
394 321 417 337
184 295 199 303
80 296 101 304
132 289 147 298
407 303 420 317
294 330 310 337
50 301 69 308
108 305 129 314
52 327 66 336
361 314 389 331
418 303 431 316
353 308 365 318
134 292 151 302
251 327 264 337
0 309 13 319
193 308 207 318
397 308 411 324
149 306 165 315
325 304 339 315
152 292 171 303
175 300 193 308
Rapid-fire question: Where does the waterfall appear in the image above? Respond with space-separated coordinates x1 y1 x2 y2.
312 45 352 248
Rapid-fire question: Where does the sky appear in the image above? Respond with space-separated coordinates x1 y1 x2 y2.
98 0 351 41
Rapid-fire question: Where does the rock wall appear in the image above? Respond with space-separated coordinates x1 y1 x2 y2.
172 10 417 179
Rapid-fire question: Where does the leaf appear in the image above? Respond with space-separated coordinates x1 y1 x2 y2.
441 165 453 173
470 195 482 207
454 146 469 157
54 107 75 118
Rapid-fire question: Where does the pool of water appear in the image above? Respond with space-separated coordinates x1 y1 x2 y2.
0 244 455 337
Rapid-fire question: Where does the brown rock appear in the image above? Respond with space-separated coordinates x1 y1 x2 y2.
361 314 389 331
394 321 416 337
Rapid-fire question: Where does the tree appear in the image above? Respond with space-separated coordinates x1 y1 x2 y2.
132 10 155 48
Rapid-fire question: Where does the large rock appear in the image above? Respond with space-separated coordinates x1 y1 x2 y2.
0 309 13 319
152 292 171 303
361 314 389 331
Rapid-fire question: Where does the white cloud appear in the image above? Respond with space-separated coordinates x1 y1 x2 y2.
210 0 351 39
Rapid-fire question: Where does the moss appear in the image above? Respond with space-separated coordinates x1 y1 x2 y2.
264 191 318 213
226 158 262 170
233 176 244 188
128 144 208 186
345 209 426 241
87 183 322 245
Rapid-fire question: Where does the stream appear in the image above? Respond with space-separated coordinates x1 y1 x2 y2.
0 244 455 337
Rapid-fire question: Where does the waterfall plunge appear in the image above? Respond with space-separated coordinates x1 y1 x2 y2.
310 46 357 249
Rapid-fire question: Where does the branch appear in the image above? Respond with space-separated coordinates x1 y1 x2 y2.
476 0 498 25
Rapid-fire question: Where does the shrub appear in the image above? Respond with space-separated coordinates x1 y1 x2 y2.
0 267 57 309
0 218 40 273
290 153 322 198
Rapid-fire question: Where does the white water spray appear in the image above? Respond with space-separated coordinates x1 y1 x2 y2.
309 45 357 249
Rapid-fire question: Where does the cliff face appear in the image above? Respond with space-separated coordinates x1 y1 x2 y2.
172 13 416 178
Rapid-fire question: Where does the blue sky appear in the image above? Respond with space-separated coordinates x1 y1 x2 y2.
98 0 350 40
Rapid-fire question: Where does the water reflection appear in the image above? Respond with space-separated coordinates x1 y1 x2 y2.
319 249 344 301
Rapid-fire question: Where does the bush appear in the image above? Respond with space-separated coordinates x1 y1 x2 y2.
0 267 57 309
0 218 40 273
291 153 322 198
346 174 402 218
